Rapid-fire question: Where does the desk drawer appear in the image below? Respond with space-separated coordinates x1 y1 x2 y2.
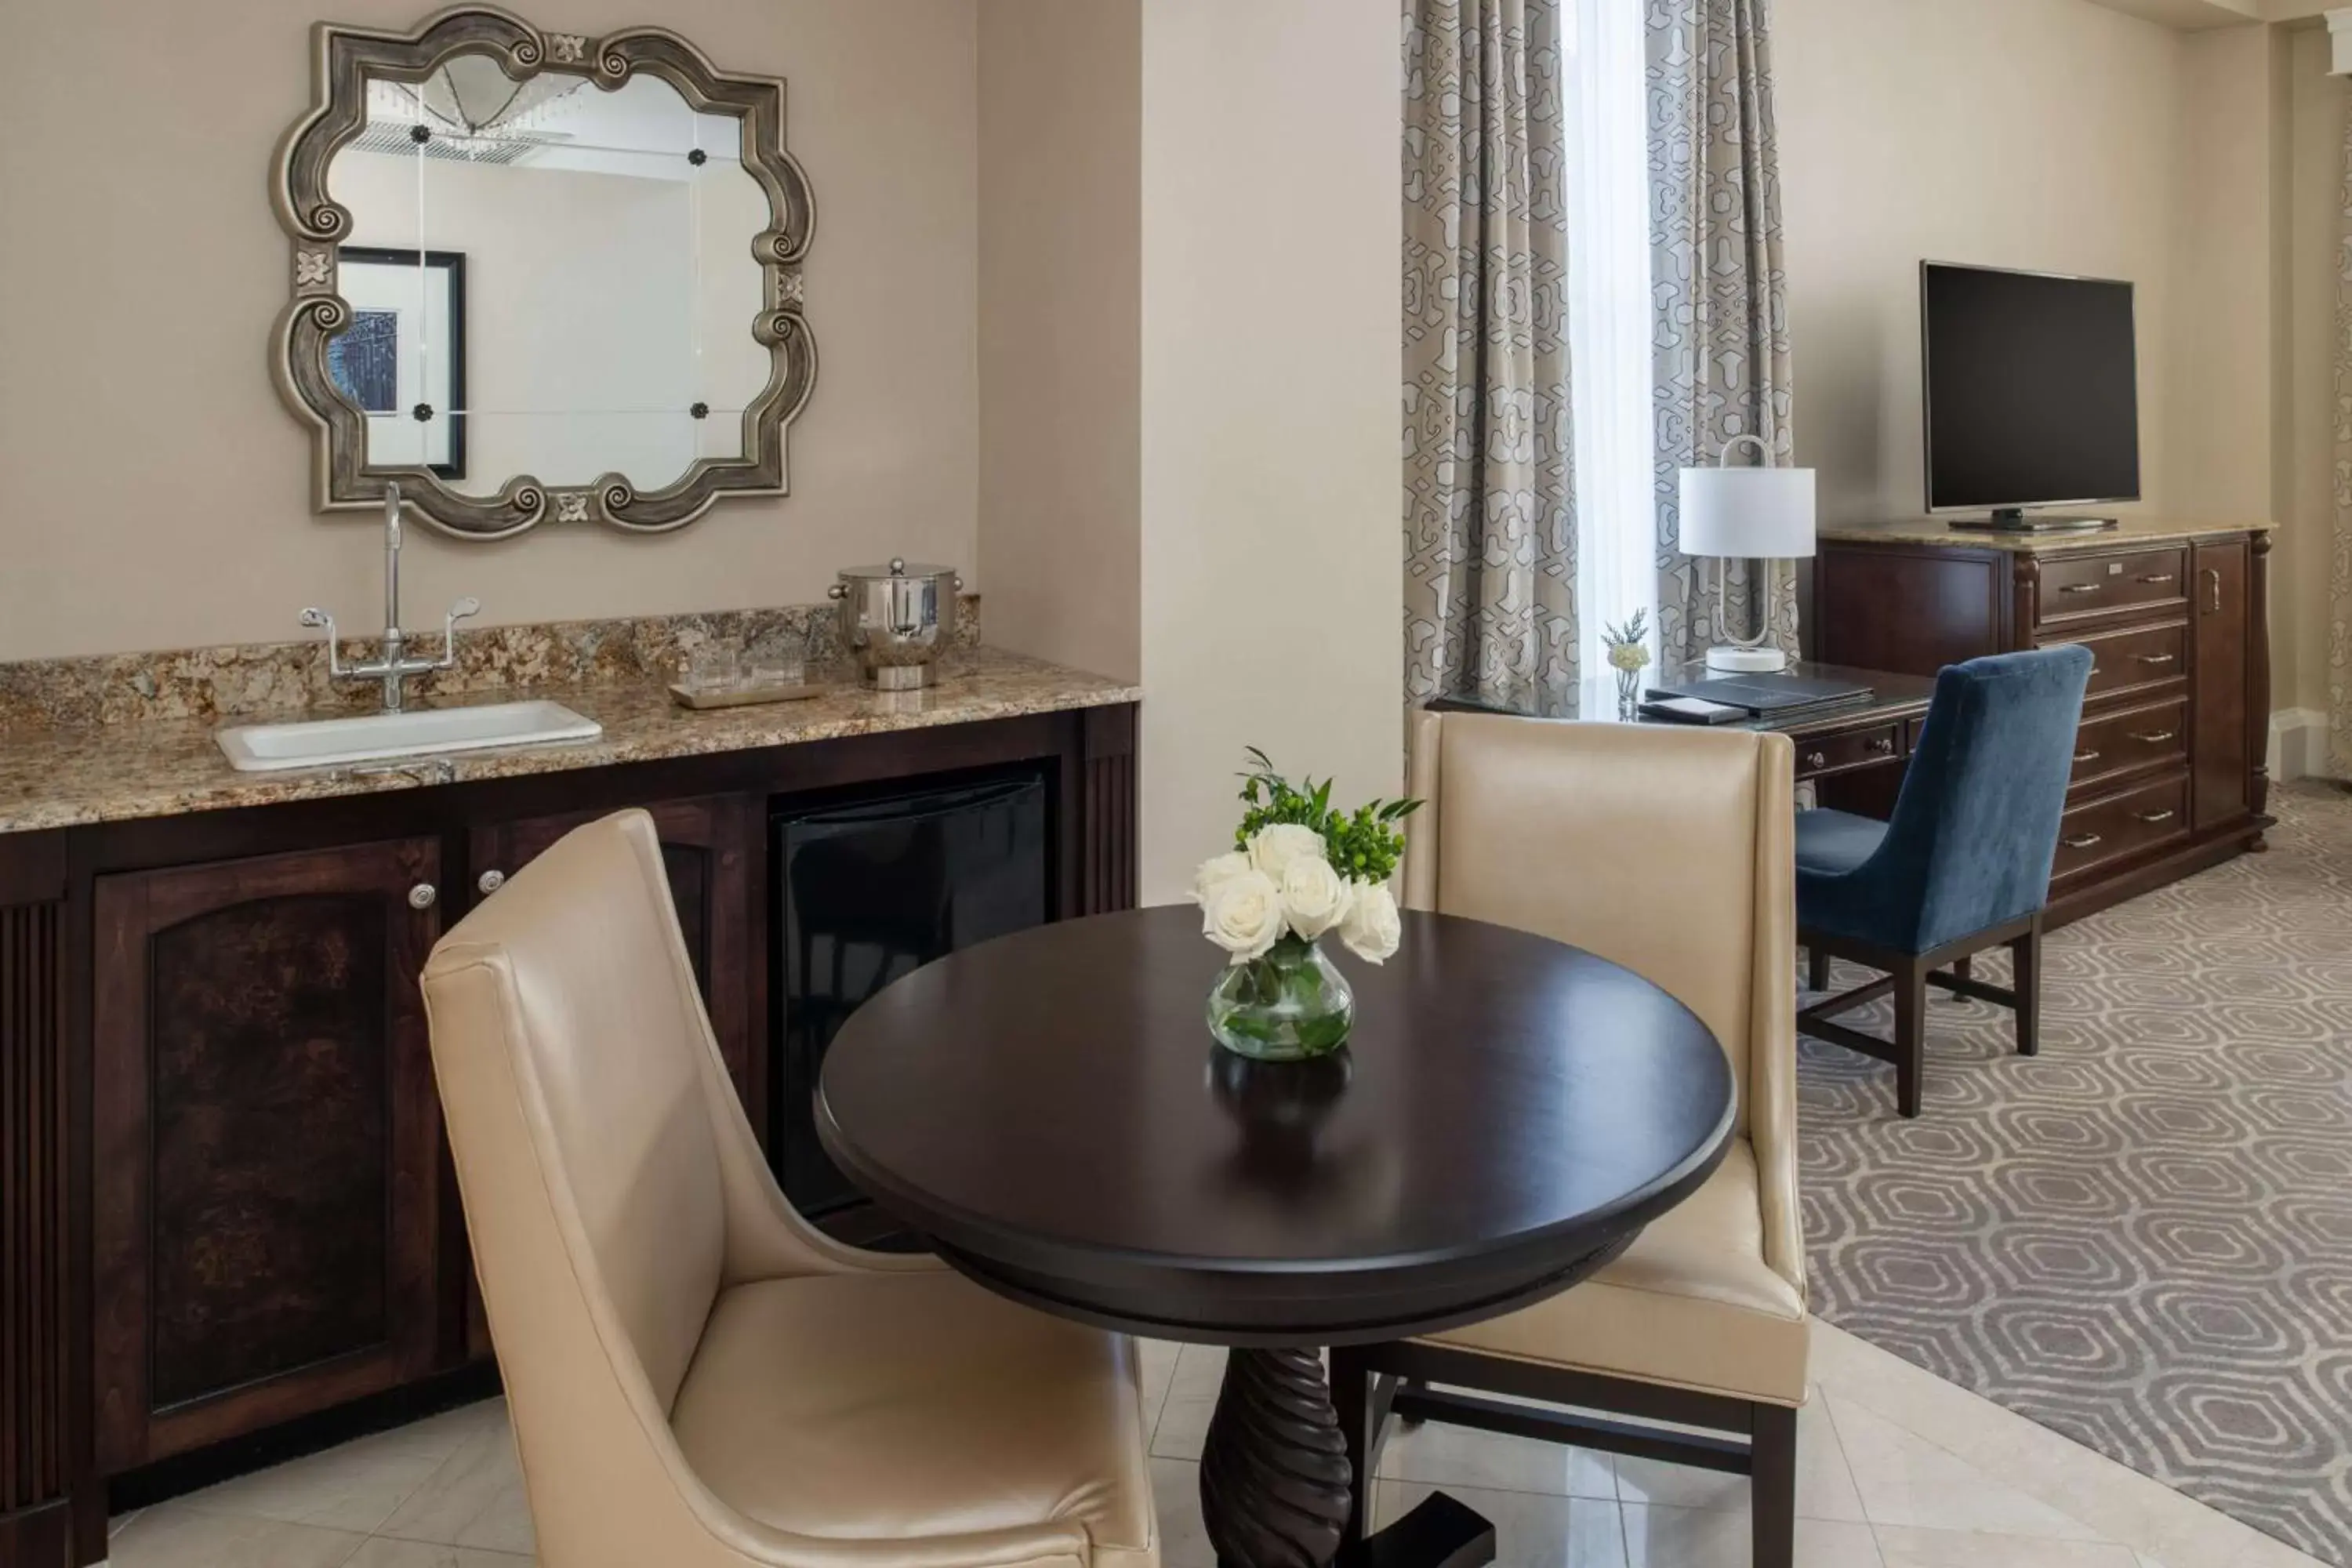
2070 698 2187 793
2036 547 2190 628
2053 774 2189 883
2054 620 2188 701
1793 721 1905 782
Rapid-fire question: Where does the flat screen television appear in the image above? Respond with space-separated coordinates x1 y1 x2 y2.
1922 261 2140 524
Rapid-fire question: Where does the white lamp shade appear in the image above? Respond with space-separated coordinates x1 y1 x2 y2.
1678 465 1818 559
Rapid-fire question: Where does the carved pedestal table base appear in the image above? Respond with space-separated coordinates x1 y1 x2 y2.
1200 1348 1495 1568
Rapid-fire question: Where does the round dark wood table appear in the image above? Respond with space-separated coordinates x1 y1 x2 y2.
816 906 1734 1568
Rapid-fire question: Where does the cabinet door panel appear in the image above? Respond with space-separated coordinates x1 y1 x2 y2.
93 839 442 1472
2191 540 2251 832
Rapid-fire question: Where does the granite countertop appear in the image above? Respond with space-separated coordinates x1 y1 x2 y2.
0 648 1141 836
1817 516 2274 553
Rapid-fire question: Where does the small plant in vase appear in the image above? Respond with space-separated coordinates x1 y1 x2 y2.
1192 750 1420 1062
1604 609 1653 716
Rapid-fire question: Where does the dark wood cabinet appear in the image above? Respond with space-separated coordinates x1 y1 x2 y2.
2191 539 2253 832
2 835 76 1568
0 699 1138 1566
90 839 446 1472
1813 525 2270 924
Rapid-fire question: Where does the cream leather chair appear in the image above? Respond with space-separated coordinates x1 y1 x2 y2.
1335 713 1807 1568
420 811 1157 1568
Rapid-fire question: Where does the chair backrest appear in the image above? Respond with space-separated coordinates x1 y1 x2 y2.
421 811 746 1568
1876 645 2093 950
1403 713 1795 1142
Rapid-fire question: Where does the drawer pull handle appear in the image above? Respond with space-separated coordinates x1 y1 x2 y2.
2063 833 2104 851
2074 749 2102 764
2129 729 2177 745
1866 737 1896 755
2060 583 2103 595
2205 567 2222 613
2133 653 2177 666
2136 573 2176 585
2135 809 2177 826
1806 751 1828 771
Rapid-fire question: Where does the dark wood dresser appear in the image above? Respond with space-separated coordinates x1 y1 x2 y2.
1811 518 2272 925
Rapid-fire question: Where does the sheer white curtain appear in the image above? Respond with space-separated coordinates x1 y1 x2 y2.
1563 0 1658 677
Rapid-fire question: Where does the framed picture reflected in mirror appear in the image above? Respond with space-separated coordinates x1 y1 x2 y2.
328 247 466 480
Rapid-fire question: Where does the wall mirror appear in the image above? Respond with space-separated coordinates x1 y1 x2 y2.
273 8 816 538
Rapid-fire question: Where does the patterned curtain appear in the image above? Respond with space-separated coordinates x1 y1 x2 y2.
1403 0 1577 710
2333 93 2352 782
1646 0 1798 666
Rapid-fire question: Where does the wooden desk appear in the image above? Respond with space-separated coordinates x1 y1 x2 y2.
1427 660 1936 793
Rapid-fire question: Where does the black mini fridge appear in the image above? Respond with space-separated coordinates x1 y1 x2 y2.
771 771 1050 1229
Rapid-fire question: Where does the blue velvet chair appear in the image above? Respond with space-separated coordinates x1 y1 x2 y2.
1795 646 2093 1117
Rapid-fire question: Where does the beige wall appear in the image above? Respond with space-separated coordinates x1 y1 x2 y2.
1776 0 2185 524
975 1 1143 685
2285 25 2343 715
2162 25 2281 526
1136 0 1403 902
0 0 978 662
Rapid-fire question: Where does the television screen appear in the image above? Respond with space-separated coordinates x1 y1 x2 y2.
1922 263 2140 514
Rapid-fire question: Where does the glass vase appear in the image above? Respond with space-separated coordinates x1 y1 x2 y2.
1206 936 1356 1062
1614 664 1643 718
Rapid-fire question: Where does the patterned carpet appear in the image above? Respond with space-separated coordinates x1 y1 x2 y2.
1798 782 2352 1566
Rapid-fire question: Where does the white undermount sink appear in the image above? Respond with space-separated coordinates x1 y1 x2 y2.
216 700 604 774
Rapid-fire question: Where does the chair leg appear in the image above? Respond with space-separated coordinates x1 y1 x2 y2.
2012 920 2042 1058
1331 1347 1372 1548
1894 958 1927 1119
1751 1403 1798 1568
1806 946 1830 993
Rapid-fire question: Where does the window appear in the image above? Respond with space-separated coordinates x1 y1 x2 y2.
1561 0 1657 675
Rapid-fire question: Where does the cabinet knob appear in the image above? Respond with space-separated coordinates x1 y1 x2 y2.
477 869 506 895
1806 751 1828 771
408 883 437 910
1866 736 1896 756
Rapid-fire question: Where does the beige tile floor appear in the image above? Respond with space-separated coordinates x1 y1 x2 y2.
103 1321 2332 1568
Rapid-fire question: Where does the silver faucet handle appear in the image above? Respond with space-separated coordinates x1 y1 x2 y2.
431 596 482 671
299 608 348 679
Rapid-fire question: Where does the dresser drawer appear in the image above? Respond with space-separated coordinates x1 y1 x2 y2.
2035 547 2190 629
2069 698 2188 793
2054 620 2187 701
1793 720 1905 782
2053 775 2189 883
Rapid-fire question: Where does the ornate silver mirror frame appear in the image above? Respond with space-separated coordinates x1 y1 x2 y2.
270 5 816 539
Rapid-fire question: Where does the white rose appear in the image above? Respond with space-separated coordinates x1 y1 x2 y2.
1277 855 1355 941
1338 879 1402 965
1190 851 1253 905
1200 869 1287 964
1248 823 1328 880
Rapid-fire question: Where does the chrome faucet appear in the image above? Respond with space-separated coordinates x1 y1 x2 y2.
300 482 481 713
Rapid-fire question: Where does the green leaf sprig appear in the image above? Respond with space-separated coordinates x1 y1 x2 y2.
1233 747 1421 884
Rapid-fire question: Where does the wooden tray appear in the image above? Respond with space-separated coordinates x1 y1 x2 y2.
667 681 829 711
